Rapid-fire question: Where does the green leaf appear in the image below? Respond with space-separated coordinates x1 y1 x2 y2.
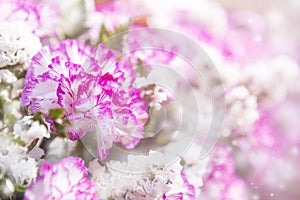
47 108 65 119
53 120 69 139
32 111 49 129
97 22 131 50
13 137 26 147
4 113 17 127
14 184 26 192
32 112 43 121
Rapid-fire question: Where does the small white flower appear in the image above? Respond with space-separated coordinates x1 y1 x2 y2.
244 55 300 105
89 152 187 199
224 86 259 136
0 21 41 69
13 116 50 145
10 156 37 184
0 145 38 185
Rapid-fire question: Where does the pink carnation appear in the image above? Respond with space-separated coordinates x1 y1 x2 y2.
22 40 148 159
24 157 98 200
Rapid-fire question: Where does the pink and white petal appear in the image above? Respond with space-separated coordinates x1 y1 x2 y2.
63 40 94 66
28 80 60 113
66 116 96 140
59 157 87 186
95 44 118 74
96 134 113 160
118 135 142 149
95 119 115 160
24 157 98 200
24 178 47 200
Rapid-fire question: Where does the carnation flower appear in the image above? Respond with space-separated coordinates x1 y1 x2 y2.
94 0 147 31
24 157 98 200
22 39 148 159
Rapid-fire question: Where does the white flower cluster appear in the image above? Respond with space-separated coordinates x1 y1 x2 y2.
0 114 50 185
224 86 259 137
0 21 41 69
211 53 300 138
243 56 300 106
202 44 260 137
0 117 50 198
89 152 186 199
0 143 38 186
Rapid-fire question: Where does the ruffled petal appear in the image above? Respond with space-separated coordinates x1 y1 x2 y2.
24 157 98 200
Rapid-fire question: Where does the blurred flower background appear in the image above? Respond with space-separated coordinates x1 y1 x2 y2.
0 0 300 199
